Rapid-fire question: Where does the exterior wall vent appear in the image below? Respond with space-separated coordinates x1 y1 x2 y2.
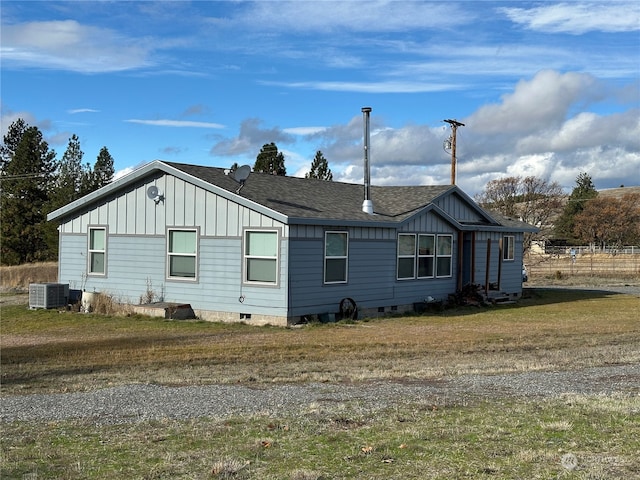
29 283 69 309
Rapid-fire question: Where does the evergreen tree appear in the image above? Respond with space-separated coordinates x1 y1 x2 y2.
0 120 57 264
52 134 87 207
254 143 286 175
0 118 28 171
554 172 598 243
305 150 333 180
90 146 115 190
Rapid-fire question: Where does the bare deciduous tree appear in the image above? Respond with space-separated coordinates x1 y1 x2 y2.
476 176 564 249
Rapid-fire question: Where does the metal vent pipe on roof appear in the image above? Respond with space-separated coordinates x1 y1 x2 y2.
362 107 373 214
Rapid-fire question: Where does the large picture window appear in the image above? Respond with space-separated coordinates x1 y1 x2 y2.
88 227 106 275
503 235 515 261
418 234 435 278
167 229 198 279
325 231 348 283
244 230 278 284
397 234 416 279
436 235 453 277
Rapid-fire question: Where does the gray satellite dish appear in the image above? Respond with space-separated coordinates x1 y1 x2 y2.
233 165 251 193
233 165 251 183
147 186 159 199
146 185 164 204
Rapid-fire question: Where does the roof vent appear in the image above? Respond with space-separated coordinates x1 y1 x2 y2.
362 107 373 214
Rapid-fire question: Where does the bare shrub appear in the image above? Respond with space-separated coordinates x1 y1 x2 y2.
139 277 158 304
91 293 115 315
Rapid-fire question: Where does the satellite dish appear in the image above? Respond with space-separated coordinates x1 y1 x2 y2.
147 186 159 199
233 165 251 194
146 185 164 204
233 165 251 183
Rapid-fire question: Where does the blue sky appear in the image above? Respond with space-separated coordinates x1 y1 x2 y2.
2 1 639 196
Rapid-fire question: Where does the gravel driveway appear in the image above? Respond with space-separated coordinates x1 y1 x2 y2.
2 364 638 424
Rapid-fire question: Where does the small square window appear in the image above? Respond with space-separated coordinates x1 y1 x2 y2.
244 230 279 284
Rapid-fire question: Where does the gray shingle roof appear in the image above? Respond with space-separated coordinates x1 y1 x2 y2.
165 162 454 223
47 160 537 233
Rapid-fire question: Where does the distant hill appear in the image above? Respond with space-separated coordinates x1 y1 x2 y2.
597 186 640 199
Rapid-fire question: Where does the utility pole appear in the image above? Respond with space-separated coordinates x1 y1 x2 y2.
443 119 465 185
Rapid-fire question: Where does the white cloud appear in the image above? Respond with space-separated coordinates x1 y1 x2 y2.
125 119 225 129
68 108 99 114
1 20 152 73
233 1 473 33
467 70 603 135
283 126 328 136
500 2 640 34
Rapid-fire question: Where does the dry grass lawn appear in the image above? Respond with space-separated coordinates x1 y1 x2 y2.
2 273 639 479
2 287 639 395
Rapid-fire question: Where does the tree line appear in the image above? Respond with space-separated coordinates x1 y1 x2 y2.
4 119 635 267
0 129 333 266
1 119 114 265
475 172 640 252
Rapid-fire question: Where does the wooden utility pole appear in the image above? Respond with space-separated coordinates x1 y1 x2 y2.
443 119 465 185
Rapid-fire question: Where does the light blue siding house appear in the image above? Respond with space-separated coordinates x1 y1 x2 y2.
48 160 536 326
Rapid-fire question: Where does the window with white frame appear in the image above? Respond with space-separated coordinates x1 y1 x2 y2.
417 234 435 278
397 233 416 279
503 235 515 261
436 234 453 277
324 231 348 283
88 227 106 275
167 229 198 279
244 230 278 284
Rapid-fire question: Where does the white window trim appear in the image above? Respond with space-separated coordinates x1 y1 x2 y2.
166 227 199 282
324 231 349 284
436 234 453 278
503 235 515 261
397 233 417 280
243 228 280 286
87 225 107 276
417 234 435 279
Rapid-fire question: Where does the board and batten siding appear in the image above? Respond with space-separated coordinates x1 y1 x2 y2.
433 192 485 223
60 173 287 237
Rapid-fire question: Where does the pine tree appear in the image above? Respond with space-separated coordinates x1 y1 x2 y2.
554 172 598 243
254 143 286 175
53 134 87 207
0 120 57 264
305 150 333 181
90 146 115 190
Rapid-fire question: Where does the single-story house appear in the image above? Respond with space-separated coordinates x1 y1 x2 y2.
47 160 537 325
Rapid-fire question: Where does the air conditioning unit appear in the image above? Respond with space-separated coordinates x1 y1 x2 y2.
29 283 69 309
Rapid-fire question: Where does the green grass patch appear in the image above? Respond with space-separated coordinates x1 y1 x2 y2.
2 395 638 479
